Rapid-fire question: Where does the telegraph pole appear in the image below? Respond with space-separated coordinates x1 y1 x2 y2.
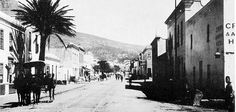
174 0 177 80
170 0 177 100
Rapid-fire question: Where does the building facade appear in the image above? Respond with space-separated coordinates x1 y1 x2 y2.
0 11 25 95
151 37 166 83
46 43 85 83
141 45 152 78
28 27 61 82
185 0 224 97
165 0 227 98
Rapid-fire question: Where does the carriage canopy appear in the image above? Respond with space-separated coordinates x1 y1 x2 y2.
23 61 45 68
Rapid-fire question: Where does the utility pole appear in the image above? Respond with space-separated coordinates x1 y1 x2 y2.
174 0 177 80
170 0 178 100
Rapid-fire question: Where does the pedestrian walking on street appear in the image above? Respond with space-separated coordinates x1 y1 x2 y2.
120 74 123 82
225 76 235 112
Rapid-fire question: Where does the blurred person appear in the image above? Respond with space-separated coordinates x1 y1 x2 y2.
225 76 235 112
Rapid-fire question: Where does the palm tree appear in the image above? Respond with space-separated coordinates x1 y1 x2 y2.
13 0 76 61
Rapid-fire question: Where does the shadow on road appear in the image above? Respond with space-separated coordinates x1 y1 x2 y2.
0 100 54 109
125 84 142 91
0 102 22 109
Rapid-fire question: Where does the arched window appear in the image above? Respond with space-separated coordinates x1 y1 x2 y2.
0 30 4 50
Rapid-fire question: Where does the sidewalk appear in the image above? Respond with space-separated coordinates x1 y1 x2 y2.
125 80 228 112
0 82 87 106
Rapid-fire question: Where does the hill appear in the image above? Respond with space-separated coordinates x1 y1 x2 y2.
50 32 144 62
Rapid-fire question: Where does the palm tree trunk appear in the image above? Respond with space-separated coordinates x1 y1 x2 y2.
39 36 47 61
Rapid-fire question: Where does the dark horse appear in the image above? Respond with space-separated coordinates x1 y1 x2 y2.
31 75 43 104
44 73 56 101
14 72 32 105
13 73 26 105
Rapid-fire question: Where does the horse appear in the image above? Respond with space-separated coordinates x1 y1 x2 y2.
44 73 56 101
31 75 43 104
24 73 32 105
13 73 26 105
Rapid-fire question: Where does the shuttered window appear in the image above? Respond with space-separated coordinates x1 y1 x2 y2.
0 63 3 83
0 30 4 50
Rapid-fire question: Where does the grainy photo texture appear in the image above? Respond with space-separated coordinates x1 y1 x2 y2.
0 0 235 112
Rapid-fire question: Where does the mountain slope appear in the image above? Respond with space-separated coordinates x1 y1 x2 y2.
50 32 144 62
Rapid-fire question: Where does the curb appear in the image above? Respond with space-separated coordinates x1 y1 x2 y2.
40 84 86 99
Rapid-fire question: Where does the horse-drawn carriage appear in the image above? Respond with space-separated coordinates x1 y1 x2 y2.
14 61 55 105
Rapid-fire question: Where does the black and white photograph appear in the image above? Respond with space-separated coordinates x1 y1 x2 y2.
0 0 235 112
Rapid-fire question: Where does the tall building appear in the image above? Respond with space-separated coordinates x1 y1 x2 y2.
164 0 234 98
185 0 224 97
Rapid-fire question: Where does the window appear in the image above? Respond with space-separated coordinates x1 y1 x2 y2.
207 24 210 42
199 61 203 89
8 58 13 83
52 65 54 74
35 35 39 53
181 21 183 45
0 30 4 50
177 25 180 47
29 32 31 51
176 57 181 79
168 33 173 51
9 33 13 51
207 64 211 86
171 35 173 50
181 57 185 78
55 66 57 80
193 66 196 88
9 33 13 42
190 34 193 49
0 63 3 83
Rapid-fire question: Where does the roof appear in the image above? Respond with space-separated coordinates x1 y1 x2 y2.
165 0 194 25
45 53 60 62
142 46 152 54
67 43 85 52
0 11 25 31
151 37 162 46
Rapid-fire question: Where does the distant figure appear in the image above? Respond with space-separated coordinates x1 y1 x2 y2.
120 74 123 82
85 71 89 82
225 76 235 112
193 89 203 107
117 74 120 80
115 74 118 80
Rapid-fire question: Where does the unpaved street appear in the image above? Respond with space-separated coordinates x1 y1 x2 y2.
0 79 226 112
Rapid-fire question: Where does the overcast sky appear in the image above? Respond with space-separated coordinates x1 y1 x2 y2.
60 0 182 46
18 0 184 46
